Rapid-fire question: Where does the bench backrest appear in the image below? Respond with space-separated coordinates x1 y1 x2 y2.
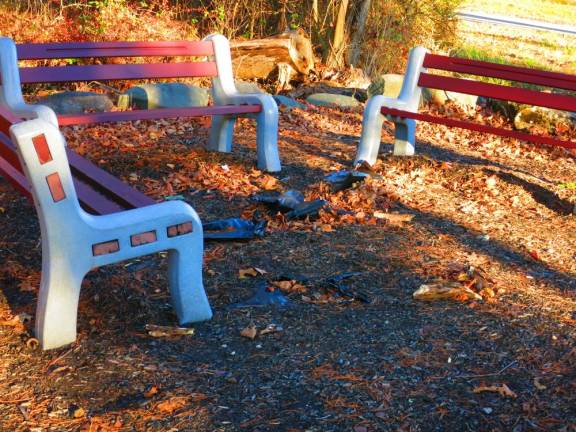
419 53 576 112
15 40 218 84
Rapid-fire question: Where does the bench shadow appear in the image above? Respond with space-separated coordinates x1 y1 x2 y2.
484 168 574 216
395 201 576 293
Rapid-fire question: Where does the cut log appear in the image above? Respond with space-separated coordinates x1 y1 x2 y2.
230 30 314 89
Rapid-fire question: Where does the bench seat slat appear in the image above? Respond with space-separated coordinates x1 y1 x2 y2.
19 62 218 84
381 107 576 149
17 41 215 60
73 176 127 214
0 154 32 199
57 105 263 126
1 126 152 214
418 73 576 113
0 107 21 136
66 149 155 210
423 54 576 92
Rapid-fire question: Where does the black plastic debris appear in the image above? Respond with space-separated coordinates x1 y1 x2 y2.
252 189 327 219
324 160 382 192
228 280 291 309
203 218 267 241
322 272 371 303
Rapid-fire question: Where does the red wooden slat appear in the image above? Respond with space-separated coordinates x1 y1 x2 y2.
0 106 19 135
17 41 215 60
66 149 155 209
381 107 576 149
57 104 262 126
418 73 576 112
19 61 218 84
0 132 24 171
423 53 576 92
0 155 32 199
73 176 127 215
0 124 147 213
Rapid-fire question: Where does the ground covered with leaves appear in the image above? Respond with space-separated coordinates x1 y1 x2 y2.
0 101 575 431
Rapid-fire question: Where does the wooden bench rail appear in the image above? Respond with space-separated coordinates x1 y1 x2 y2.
355 46 576 165
418 73 576 112
58 104 262 126
17 40 215 60
20 62 218 84
381 107 576 149
423 53 576 92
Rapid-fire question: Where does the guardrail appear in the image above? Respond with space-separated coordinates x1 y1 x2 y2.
457 11 576 36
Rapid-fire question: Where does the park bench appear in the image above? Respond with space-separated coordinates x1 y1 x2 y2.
0 104 212 350
0 35 281 172
355 46 576 165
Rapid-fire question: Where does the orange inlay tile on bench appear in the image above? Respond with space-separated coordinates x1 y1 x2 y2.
130 230 157 246
45 172 66 202
167 222 192 237
32 134 52 164
92 239 120 256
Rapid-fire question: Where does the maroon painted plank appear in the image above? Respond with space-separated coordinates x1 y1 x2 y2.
0 132 24 171
66 149 155 209
17 41 214 60
58 104 262 126
19 61 218 84
423 53 576 92
0 155 32 199
72 176 127 214
418 74 576 112
381 107 576 149
0 106 19 135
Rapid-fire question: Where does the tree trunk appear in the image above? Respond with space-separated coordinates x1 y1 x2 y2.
327 0 349 69
348 0 371 67
229 30 314 89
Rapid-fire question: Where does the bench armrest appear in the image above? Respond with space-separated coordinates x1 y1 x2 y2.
381 46 429 113
204 34 277 112
0 38 59 126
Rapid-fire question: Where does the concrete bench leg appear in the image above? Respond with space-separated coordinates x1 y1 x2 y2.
168 247 211 324
35 261 88 350
208 114 235 153
255 102 281 173
393 118 416 156
355 95 387 166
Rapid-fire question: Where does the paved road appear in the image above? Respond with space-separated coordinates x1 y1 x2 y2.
457 11 576 36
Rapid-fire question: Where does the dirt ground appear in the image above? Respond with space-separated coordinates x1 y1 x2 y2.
0 101 575 431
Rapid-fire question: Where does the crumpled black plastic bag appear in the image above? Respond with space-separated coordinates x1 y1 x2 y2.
203 218 267 241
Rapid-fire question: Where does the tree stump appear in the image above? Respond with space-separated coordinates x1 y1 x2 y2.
230 30 314 89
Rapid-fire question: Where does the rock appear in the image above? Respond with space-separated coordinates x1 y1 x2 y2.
234 81 265 94
367 73 405 99
273 95 305 110
423 87 478 107
514 106 574 132
306 93 361 108
38 91 113 115
118 83 209 110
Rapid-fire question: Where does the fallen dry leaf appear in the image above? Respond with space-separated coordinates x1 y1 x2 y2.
144 386 159 398
271 280 307 293
240 325 258 340
533 377 546 391
373 211 414 226
156 396 187 414
473 383 517 398
145 324 194 338
239 268 259 279
413 282 483 301
260 323 284 335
